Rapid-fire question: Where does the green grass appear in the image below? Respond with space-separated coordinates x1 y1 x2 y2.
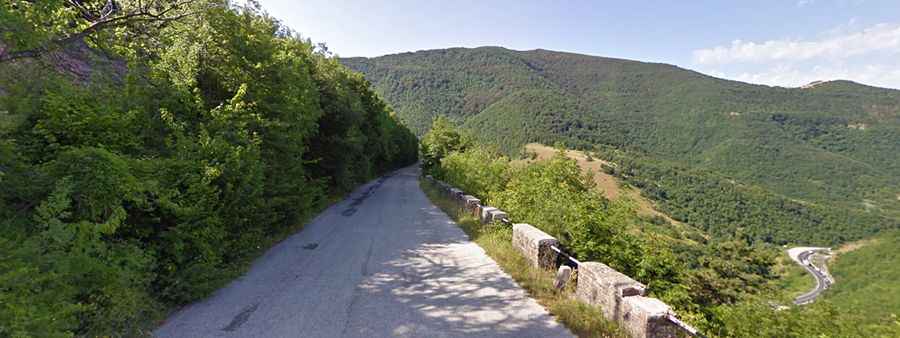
420 177 627 338
821 230 900 330
775 255 816 299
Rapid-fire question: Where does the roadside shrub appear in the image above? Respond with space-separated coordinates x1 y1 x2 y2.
439 146 511 202
0 3 419 336
420 116 472 172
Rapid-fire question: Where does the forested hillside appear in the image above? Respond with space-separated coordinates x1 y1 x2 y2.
343 47 900 245
821 230 900 331
0 1 416 336
420 118 899 337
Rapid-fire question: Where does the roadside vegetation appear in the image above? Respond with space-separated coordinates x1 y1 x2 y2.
0 1 417 336
420 117 900 337
774 257 816 300
821 230 900 331
419 176 627 338
345 46 900 247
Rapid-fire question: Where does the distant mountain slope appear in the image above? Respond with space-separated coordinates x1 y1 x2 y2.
824 230 900 328
342 47 900 244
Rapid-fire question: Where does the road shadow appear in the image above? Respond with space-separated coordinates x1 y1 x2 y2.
339 203 570 338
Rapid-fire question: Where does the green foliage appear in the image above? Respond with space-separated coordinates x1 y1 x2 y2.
44 147 139 225
0 2 417 336
709 297 900 337
603 150 897 246
419 116 472 171
438 146 510 202
823 230 900 331
419 178 629 337
344 47 900 245
424 130 778 329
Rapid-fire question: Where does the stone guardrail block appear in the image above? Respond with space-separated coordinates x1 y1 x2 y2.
575 262 646 318
620 296 677 338
479 206 498 223
462 195 480 213
449 187 463 197
576 262 680 338
489 209 508 222
512 223 559 269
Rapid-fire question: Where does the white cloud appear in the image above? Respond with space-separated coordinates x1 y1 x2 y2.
691 22 900 89
727 64 900 89
693 23 900 65
797 0 816 7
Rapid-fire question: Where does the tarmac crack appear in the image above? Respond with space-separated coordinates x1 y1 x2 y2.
222 303 259 332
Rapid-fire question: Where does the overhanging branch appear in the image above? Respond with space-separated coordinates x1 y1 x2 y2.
0 0 201 63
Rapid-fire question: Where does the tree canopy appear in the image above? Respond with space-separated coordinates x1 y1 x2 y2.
0 1 417 335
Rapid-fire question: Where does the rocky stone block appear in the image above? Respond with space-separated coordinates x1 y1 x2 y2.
512 223 559 269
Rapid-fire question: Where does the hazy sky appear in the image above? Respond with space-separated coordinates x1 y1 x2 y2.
249 0 900 89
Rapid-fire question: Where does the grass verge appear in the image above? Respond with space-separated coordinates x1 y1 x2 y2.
774 254 816 299
420 177 627 338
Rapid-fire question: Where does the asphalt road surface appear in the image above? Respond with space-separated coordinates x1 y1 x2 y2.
792 249 832 305
155 165 572 338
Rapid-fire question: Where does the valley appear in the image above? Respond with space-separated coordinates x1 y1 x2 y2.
348 46 900 336
2 2 898 336
343 46 900 246
787 247 834 305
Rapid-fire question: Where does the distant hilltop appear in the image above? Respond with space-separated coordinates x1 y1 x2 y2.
801 80 828 89
342 46 900 246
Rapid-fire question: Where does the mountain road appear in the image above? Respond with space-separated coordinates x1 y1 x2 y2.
155 165 571 338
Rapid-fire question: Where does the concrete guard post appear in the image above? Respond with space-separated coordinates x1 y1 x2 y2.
622 296 678 338
576 262 676 338
454 189 468 208
479 206 498 224
462 195 481 215
511 223 559 269
575 262 645 315
489 209 508 223
449 187 463 200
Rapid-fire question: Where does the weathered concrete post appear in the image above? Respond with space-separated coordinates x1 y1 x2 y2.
449 187 463 199
554 265 573 290
575 262 676 338
489 209 508 223
462 195 480 214
575 262 646 315
622 297 678 338
479 206 498 224
511 223 559 269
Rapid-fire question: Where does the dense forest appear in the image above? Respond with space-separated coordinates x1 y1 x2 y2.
421 118 900 337
0 1 417 336
343 47 900 246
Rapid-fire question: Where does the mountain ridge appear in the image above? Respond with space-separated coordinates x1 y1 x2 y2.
346 46 900 92
342 46 900 245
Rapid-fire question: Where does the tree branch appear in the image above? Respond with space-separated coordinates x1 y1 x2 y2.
0 0 200 63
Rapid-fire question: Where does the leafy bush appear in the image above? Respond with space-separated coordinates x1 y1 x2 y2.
421 119 785 331
438 146 510 202
420 116 472 171
0 3 418 336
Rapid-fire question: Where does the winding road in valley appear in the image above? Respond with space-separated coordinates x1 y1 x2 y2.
155 165 572 338
788 247 834 305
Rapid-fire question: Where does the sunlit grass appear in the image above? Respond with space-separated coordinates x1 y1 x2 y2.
825 230 900 329
420 177 627 338
774 255 816 299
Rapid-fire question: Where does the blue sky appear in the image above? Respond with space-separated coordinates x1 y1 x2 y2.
249 0 900 89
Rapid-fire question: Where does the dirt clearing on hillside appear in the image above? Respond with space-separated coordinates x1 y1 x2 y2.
519 143 680 225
